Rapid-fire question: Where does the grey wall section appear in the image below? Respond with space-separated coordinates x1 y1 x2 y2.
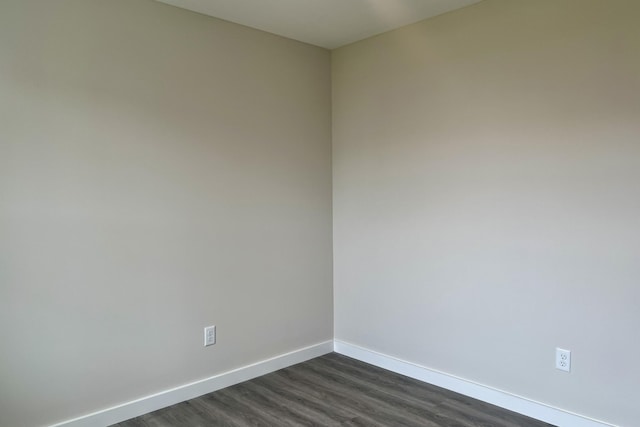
0 1 332 426
332 1 639 426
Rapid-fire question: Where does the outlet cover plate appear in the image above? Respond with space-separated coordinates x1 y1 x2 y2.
204 325 216 347
556 348 571 372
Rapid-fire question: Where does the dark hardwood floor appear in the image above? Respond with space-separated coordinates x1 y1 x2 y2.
113 353 554 427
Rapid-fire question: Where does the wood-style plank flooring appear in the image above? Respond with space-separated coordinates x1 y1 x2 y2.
113 353 554 427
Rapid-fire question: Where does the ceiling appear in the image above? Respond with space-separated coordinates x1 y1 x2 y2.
155 0 482 49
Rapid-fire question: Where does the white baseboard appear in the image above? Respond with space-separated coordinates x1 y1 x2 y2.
49 340 615 427
50 340 333 427
334 340 614 427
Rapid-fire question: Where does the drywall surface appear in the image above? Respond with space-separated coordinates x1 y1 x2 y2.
332 0 640 425
0 1 332 426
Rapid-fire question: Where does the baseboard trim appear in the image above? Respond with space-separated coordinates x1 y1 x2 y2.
334 340 614 427
49 340 615 427
50 340 333 427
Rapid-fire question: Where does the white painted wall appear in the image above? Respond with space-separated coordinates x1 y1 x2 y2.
0 1 332 426
332 1 640 426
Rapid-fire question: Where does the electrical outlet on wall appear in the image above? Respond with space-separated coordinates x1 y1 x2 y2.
556 348 571 372
204 325 216 347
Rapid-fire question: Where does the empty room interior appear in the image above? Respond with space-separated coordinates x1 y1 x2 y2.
1 0 639 426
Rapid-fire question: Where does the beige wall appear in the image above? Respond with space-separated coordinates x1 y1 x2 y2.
333 1 639 426
0 1 332 426
3 0 639 426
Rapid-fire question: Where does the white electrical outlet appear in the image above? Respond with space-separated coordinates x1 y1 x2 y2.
204 325 216 347
556 348 571 372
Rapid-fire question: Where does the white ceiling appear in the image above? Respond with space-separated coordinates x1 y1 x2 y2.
155 0 482 49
